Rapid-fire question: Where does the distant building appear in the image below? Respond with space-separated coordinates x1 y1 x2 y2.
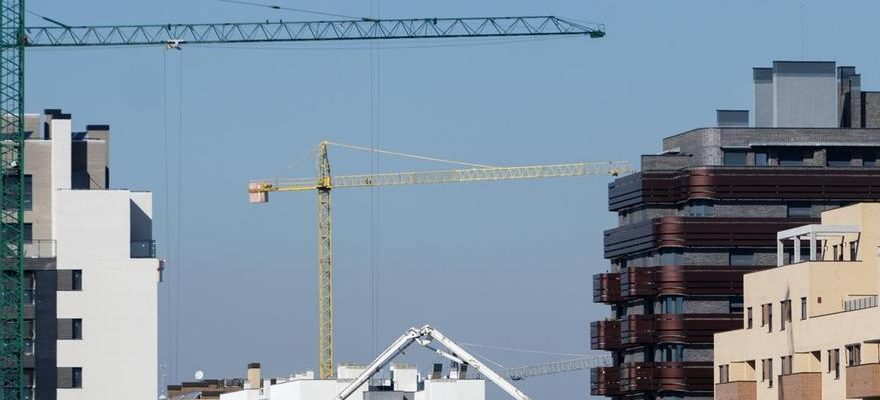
714 202 880 400
19 110 160 399
177 362 486 400
592 62 880 400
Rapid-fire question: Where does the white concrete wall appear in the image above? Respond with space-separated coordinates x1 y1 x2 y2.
55 189 158 400
268 379 366 400
421 380 484 400
49 118 71 241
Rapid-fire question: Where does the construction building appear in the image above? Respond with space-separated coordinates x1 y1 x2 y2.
591 61 880 399
18 109 160 399
714 202 880 400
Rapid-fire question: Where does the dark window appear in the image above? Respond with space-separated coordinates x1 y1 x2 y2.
787 203 812 218
781 300 792 330
850 240 859 261
730 296 744 313
71 319 82 340
864 152 877 167
747 307 753 329
2 223 32 242
661 296 684 314
846 344 861 366
72 270 82 291
829 349 840 379
659 249 683 266
3 174 32 211
762 358 773 387
72 367 82 388
58 270 83 291
755 152 769 166
58 367 83 389
827 149 852 167
730 251 754 266
719 365 729 383
801 297 807 320
781 356 793 375
658 344 684 362
779 148 806 166
723 151 748 166
762 303 772 332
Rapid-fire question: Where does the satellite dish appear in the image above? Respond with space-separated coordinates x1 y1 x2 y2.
195 370 205 380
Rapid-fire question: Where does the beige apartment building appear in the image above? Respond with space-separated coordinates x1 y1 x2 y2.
714 203 880 400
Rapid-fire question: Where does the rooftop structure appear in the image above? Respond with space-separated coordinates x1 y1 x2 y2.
592 61 880 400
714 203 880 400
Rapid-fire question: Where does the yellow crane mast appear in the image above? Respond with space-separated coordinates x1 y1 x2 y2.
248 141 631 379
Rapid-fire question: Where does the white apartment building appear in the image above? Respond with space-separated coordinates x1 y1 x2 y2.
20 109 159 399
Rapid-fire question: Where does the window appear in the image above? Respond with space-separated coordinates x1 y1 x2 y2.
3 174 32 211
747 307 753 329
729 251 754 266
723 151 748 166
801 297 807 320
71 319 82 340
762 358 773 387
661 296 684 314
762 303 772 332
781 300 792 331
72 367 82 388
864 152 877 167
850 240 859 261
659 249 683 266
58 270 83 291
688 200 714 217
2 223 32 242
829 349 840 379
781 355 793 375
719 365 730 384
72 270 82 291
658 344 684 362
729 296 744 313
755 152 769 166
787 203 812 218
58 367 83 389
846 344 861 366
779 148 805 166
23 272 34 306
827 149 852 167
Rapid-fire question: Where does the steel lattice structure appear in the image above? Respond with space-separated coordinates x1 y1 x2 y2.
22 16 604 47
0 5 604 393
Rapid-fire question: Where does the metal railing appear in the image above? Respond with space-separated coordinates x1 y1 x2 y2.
844 295 878 312
131 240 156 258
23 240 56 258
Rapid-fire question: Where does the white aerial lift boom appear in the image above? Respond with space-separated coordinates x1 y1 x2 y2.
334 325 531 400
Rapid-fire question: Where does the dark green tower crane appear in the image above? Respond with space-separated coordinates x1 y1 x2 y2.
0 1 604 395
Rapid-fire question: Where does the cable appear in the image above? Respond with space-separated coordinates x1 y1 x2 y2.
174 49 185 384
216 0 366 20
325 141 495 169
460 342 590 358
188 36 574 52
162 47 174 384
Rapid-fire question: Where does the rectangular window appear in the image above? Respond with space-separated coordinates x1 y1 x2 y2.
687 200 714 217
71 319 82 340
729 296 744 313
730 251 754 266
661 296 684 314
787 203 812 218
2 222 32 242
762 358 773 387
58 270 83 291
72 367 82 388
723 151 748 166
846 344 861 366
755 152 769 166
864 152 877 167
659 249 683 266
781 355 793 375
781 300 792 331
801 297 807 320
762 303 772 332
3 174 32 211
57 367 83 389
850 240 859 261
827 149 852 167
779 148 806 166
747 307 753 329
72 270 82 291
719 365 729 384
829 349 840 379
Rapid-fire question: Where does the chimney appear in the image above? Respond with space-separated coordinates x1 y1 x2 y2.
247 363 262 389
753 68 774 127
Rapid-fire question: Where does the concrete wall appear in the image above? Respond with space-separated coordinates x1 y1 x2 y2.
772 61 838 128
754 68 774 127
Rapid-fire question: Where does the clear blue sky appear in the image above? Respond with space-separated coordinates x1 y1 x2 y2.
23 0 880 398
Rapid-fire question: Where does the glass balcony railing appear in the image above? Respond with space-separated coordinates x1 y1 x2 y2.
23 240 55 258
131 240 156 258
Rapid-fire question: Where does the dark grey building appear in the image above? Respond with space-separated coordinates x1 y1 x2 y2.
591 62 880 400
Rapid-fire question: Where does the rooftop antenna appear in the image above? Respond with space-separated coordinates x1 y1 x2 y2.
800 0 805 59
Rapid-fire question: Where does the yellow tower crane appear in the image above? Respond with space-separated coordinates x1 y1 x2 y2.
247 141 631 379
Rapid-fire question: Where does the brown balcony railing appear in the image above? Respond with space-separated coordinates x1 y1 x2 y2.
779 372 821 400
593 272 622 303
590 320 621 350
620 314 743 346
846 363 880 399
620 362 713 393
590 366 621 396
715 381 757 400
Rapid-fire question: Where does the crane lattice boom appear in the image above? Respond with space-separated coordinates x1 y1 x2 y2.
503 355 613 381
18 16 604 48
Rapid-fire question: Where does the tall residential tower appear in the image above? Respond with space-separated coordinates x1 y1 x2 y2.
591 62 880 400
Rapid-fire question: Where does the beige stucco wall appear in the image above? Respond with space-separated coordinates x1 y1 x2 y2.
715 203 880 400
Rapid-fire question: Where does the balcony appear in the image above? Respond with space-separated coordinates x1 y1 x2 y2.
779 372 821 400
23 240 55 258
590 367 620 396
619 362 713 393
131 240 156 258
590 320 620 350
715 381 756 400
620 314 743 346
593 273 622 303
621 267 655 297
847 363 880 399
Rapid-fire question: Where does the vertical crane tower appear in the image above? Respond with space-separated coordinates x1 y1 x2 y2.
0 0 605 394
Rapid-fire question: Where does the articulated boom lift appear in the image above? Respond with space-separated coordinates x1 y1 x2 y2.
335 325 531 400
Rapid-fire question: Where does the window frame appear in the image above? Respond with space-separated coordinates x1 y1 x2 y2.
846 344 861 367
800 297 807 320
747 307 753 329
723 150 748 166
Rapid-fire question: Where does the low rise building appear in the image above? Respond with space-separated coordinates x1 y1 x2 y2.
714 202 880 400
